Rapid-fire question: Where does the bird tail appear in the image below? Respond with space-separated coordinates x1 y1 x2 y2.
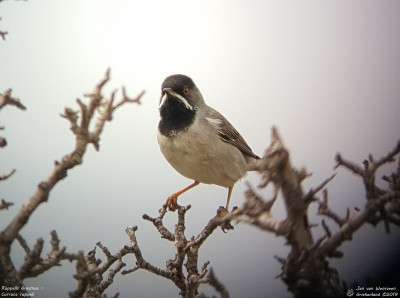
246 156 262 172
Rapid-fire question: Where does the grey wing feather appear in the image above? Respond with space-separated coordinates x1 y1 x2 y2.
205 110 260 160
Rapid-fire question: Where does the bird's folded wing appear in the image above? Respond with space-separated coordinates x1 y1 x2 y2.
205 114 260 160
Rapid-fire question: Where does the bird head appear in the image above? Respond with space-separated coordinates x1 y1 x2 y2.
159 74 205 111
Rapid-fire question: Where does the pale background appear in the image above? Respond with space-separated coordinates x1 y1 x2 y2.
1 1 399 297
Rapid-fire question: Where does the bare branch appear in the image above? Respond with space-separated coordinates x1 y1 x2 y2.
185 211 223 250
17 231 79 280
321 219 332 237
257 127 314 252
70 241 129 297
316 209 368 258
0 169 16 181
0 169 16 212
313 140 399 259
124 204 230 298
18 238 45 279
200 268 229 298
69 252 87 298
228 184 289 235
67 240 133 298
0 30 8 41
0 89 26 149
370 140 400 172
317 189 348 227
1 69 143 244
334 153 364 175
113 87 144 111
0 89 26 111
142 206 175 241
0 69 144 293
122 226 173 280
0 199 14 210
232 128 390 297
16 234 30 254
304 174 336 204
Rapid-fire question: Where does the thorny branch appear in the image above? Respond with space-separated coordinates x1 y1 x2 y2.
0 169 16 181
199 268 229 298
68 241 133 298
1 89 24 214
0 199 13 210
0 89 26 111
18 231 73 280
0 69 144 296
316 144 400 257
0 15 7 40
122 205 229 298
0 30 7 41
8 230 131 298
225 127 400 298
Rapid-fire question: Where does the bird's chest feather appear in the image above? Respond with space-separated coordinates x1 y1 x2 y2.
157 121 246 187
157 120 222 182
157 127 213 170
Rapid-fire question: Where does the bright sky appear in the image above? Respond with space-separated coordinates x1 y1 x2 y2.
1 1 400 297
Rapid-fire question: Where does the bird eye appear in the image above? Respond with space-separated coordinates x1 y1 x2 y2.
183 87 190 96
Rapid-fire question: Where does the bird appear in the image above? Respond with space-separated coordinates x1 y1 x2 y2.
157 74 260 212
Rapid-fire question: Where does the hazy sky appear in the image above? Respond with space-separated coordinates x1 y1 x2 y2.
1 1 400 297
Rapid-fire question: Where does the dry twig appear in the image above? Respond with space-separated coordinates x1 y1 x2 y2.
227 127 400 298
0 69 143 295
123 205 228 298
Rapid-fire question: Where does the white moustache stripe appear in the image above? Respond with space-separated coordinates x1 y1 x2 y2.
174 92 194 110
159 90 194 111
159 93 168 109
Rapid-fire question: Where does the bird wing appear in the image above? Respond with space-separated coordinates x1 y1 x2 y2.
205 111 260 160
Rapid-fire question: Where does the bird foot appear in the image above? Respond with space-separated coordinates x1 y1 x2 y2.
217 205 238 217
217 206 230 218
165 194 179 211
216 206 237 232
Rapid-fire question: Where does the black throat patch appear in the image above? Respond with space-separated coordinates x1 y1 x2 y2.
159 97 196 137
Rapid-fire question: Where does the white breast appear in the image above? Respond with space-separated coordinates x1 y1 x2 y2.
157 121 248 188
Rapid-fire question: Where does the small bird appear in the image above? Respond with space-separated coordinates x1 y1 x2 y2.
157 74 260 211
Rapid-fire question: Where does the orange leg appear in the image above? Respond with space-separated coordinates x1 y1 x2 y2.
165 181 200 210
225 186 233 210
217 186 235 222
